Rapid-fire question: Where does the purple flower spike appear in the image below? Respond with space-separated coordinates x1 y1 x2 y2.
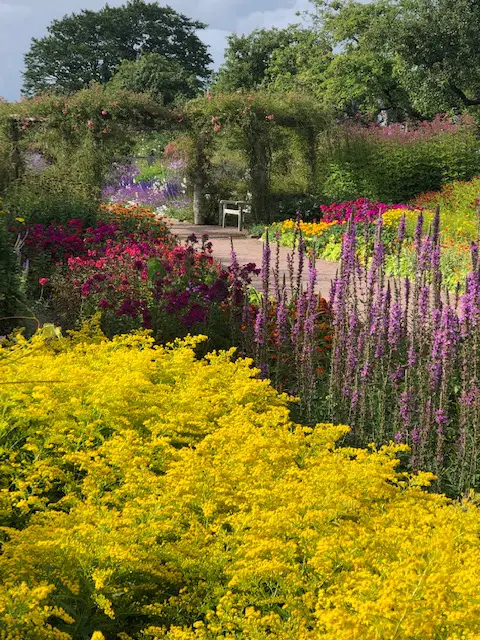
397 213 406 245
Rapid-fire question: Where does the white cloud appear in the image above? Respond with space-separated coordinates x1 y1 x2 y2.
0 0 312 100
0 2 31 16
236 0 310 34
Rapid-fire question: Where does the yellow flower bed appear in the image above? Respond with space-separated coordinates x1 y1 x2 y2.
280 218 338 236
1 326 480 639
382 207 424 228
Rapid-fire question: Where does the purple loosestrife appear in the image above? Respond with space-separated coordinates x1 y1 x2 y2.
367 219 385 292
418 236 433 274
397 212 406 246
343 309 359 398
296 233 305 299
414 211 424 255
419 285 431 319
273 234 281 304
472 242 479 271
388 302 403 348
276 293 288 345
292 291 307 347
287 252 295 299
254 308 265 345
299 256 320 419
404 278 411 325
429 308 444 391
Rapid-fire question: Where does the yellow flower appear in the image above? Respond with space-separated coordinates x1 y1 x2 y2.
280 218 337 237
0 325 479 639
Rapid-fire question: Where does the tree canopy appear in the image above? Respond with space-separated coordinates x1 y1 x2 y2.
23 0 212 97
314 0 480 119
215 0 480 122
107 53 198 105
214 26 331 95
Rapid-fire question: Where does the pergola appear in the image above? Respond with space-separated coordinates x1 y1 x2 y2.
182 92 329 225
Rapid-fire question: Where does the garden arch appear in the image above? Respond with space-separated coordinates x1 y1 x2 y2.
0 87 174 194
181 92 329 225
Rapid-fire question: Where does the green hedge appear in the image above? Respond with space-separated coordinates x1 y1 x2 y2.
317 117 480 203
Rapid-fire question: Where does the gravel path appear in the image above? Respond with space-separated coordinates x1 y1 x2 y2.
167 221 339 298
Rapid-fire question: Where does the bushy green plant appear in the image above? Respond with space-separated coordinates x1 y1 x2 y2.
413 177 480 241
134 162 168 184
3 167 99 226
318 117 480 203
0 208 21 333
0 86 171 199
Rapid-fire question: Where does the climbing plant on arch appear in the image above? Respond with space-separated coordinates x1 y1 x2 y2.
181 92 329 224
0 85 174 194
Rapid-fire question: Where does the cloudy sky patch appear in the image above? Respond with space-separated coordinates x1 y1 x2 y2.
0 0 307 100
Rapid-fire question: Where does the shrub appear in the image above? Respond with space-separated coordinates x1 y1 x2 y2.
3 167 99 226
0 207 21 332
134 161 168 184
1 330 480 639
413 176 480 242
318 116 480 203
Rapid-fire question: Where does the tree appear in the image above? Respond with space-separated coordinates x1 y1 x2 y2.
312 0 480 119
313 0 422 120
214 26 331 95
23 0 212 96
391 0 480 115
108 53 198 105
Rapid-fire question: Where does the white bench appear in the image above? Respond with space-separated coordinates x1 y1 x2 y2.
219 200 246 231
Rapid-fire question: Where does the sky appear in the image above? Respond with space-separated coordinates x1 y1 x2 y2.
0 0 311 101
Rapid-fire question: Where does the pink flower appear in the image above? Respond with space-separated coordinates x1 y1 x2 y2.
87 120 95 128
266 114 274 121
39 278 49 286
101 110 108 117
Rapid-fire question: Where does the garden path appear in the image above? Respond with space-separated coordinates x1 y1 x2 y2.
167 221 339 297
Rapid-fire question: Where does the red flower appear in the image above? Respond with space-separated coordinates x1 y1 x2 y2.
39 278 49 286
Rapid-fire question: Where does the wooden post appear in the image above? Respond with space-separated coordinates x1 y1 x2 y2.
6 115 45 184
248 129 271 224
8 117 22 181
193 178 204 225
192 136 208 225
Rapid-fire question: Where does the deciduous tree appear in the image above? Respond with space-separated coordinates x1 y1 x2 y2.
23 0 212 97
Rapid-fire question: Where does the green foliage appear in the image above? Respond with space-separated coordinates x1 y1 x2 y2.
413 177 480 242
215 1 480 121
108 53 199 105
134 162 168 184
391 0 480 115
0 207 20 332
3 167 99 227
22 0 212 97
183 91 329 222
214 26 331 96
317 118 480 202
0 86 170 196
159 201 193 222
313 0 480 119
